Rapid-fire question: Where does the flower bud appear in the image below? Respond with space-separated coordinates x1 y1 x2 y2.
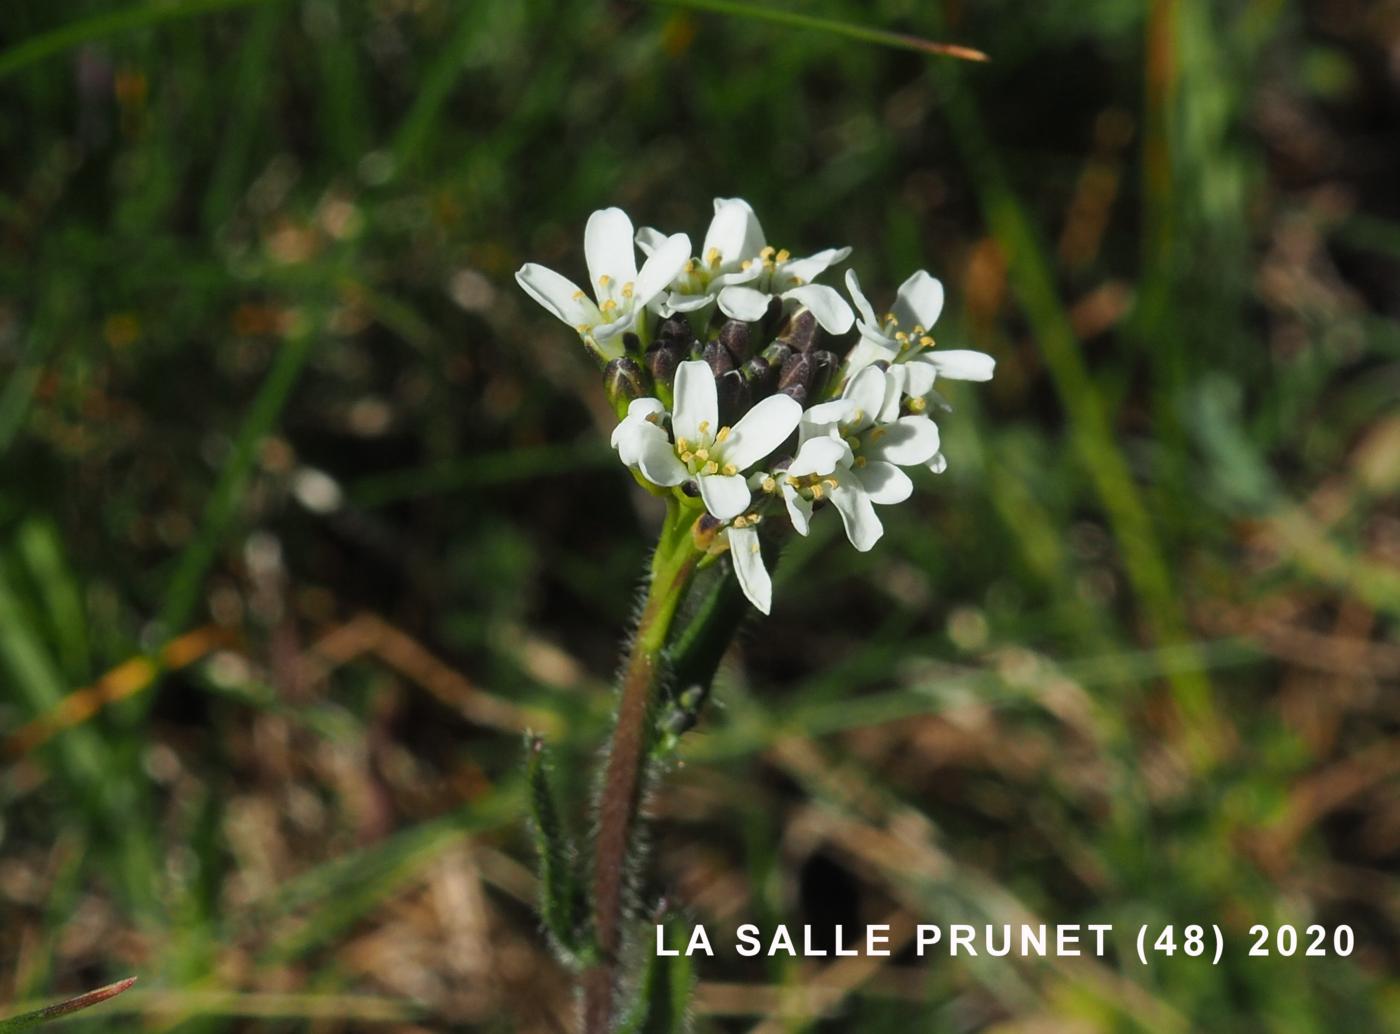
775 308 820 353
717 319 754 363
604 357 652 417
645 339 685 388
777 351 812 396
760 341 792 369
655 315 693 346
715 368 751 426
780 382 808 406
742 355 776 397
622 331 643 359
702 339 735 377
808 349 839 400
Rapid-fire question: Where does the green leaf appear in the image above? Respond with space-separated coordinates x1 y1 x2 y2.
617 919 694 1034
526 736 593 967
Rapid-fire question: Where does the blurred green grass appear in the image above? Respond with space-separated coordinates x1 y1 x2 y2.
2 1 1398 1031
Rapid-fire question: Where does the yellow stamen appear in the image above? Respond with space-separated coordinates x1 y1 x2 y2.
759 246 775 259
703 460 719 475
912 324 925 335
698 420 711 434
715 426 731 442
810 483 825 499
919 335 934 348
854 456 866 468
694 448 709 461
722 463 737 476
675 437 690 452
774 248 790 263
908 397 927 413
705 247 721 267
762 476 777 493
621 282 635 298
571 290 585 301
680 451 695 464
598 274 612 287
895 331 909 344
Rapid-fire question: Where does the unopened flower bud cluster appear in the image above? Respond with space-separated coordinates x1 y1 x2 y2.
517 199 994 614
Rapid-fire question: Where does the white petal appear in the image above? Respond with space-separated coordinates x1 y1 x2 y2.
716 284 771 322
891 270 944 331
844 269 879 329
801 398 856 434
843 334 897 378
705 198 766 266
781 246 852 285
859 461 913 505
722 394 801 470
515 264 594 326
726 525 771 614
866 415 940 467
584 208 638 295
665 291 716 314
900 358 938 397
876 369 904 423
671 360 717 443
830 479 883 552
782 484 813 536
634 233 692 310
787 435 849 477
634 225 668 257
624 396 666 423
635 432 688 486
783 283 854 334
698 473 750 521
843 366 888 430
926 349 995 381
927 451 948 474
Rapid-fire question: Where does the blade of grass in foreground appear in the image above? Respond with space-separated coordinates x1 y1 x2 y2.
0 0 288 79
0 978 137 1032
646 0 989 62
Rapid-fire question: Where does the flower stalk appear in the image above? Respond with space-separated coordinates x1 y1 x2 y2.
584 501 700 1033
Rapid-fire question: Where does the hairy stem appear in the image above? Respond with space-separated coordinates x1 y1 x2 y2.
583 506 699 1033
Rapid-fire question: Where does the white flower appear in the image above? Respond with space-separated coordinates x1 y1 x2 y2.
724 516 772 614
640 198 855 334
794 366 942 551
516 207 690 356
843 268 995 390
610 361 802 521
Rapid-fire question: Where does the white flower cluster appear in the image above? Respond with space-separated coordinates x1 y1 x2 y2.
516 199 994 614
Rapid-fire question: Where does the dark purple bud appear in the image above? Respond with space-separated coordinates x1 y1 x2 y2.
808 349 839 400
715 369 751 425
702 339 735 377
760 341 792 369
604 357 652 417
742 356 776 396
645 339 684 387
780 382 808 406
622 331 642 357
717 319 754 362
775 308 820 353
655 316 692 345
777 351 812 396
761 296 785 336
682 480 701 497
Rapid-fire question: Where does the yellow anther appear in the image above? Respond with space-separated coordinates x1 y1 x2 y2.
685 258 698 273
571 290 586 301
698 420 711 434
870 427 886 441
823 477 838 489
600 299 619 314
722 463 737 476
919 335 934 348
774 248 790 263
750 541 761 555
680 451 695 464
762 476 777 492
598 274 612 287
912 324 925 335
851 409 864 424
883 312 897 326
789 275 802 285
676 437 690 452
575 323 591 333
703 460 719 475
705 247 721 267
759 246 775 259
854 456 867 468
784 475 797 486
810 483 825 499
621 282 635 298
907 396 927 413
715 426 731 442
694 448 709 461
895 331 909 344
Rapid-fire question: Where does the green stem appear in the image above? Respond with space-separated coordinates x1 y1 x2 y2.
582 503 700 1033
